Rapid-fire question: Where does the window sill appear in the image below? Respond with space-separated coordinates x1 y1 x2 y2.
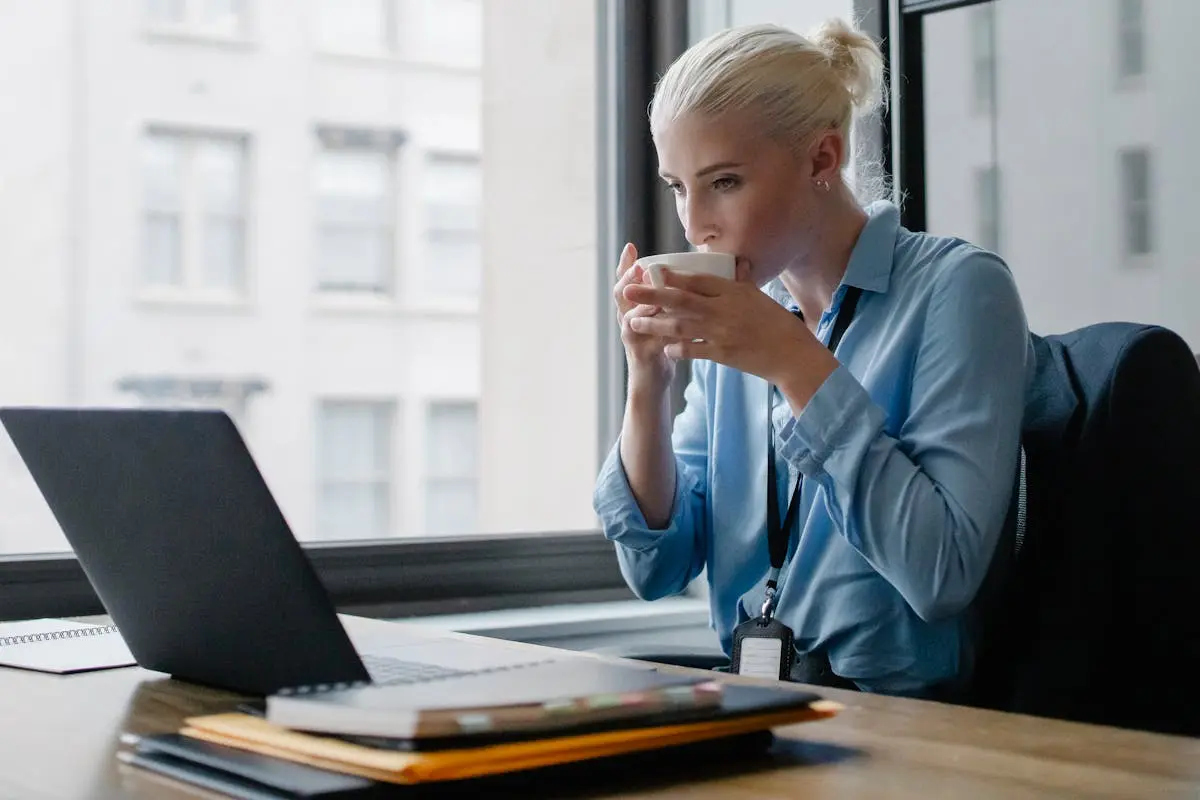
142 26 257 51
315 49 480 76
133 290 253 313
312 292 479 318
393 596 709 642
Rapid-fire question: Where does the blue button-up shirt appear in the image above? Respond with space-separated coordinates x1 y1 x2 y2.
594 201 1034 693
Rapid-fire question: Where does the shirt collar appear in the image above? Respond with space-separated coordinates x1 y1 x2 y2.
840 200 901 295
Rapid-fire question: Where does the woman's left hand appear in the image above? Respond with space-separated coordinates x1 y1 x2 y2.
622 263 838 392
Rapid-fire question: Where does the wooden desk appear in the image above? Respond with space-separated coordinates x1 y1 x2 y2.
3 616 1198 799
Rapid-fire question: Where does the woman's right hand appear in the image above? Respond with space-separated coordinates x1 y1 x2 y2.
614 243 675 392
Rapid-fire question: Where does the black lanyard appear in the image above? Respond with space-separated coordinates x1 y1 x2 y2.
763 285 863 608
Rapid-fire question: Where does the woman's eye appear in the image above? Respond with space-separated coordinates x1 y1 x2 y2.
713 176 740 191
665 182 684 195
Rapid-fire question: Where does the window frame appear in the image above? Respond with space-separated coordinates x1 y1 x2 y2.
315 399 399 542
0 0 695 622
143 0 255 45
137 128 252 304
1116 0 1146 84
312 128 404 297
418 150 483 302
1118 146 1153 261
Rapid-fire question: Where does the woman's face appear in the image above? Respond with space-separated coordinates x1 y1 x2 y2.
654 112 821 286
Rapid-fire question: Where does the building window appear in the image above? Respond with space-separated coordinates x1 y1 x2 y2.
116 376 268 427
316 0 395 54
141 131 248 295
422 153 481 298
974 165 1000 254
145 0 248 38
314 135 399 294
1119 148 1153 259
1117 0 1146 81
317 401 395 540
425 401 478 535
970 4 995 113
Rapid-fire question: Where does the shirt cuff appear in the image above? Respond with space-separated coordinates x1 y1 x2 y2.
593 438 696 553
771 364 885 475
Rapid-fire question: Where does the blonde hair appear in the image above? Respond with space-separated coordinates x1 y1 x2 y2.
649 18 887 202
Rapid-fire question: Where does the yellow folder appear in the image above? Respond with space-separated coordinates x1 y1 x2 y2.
181 701 841 785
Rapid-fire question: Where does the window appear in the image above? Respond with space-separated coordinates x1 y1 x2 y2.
920 1 1193 346
316 402 395 541
316 0 395 54
314 142 395 295
1117 0 1146 81
145 0 248 38
421 153 481 298
974 165 1001 254
425 402 478 535
141 131 248 296
970 4 996 114
1120 148 1153 258
2 0 603 565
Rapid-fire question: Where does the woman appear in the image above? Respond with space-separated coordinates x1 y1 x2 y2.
593 18 1033 697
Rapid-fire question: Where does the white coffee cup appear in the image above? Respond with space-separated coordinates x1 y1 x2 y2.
634 251 736 289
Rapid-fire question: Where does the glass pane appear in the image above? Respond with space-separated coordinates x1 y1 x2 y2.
145 0 186 25
201 0 245 36
315 149 392 292
425 480 478 536
197 138 244 215
922 0 1196 347
144 213 183 286
317 484 390 540
316 227 391 292
202 217 244 291
317 0 392 53
1 0 600 553
318 402 392 479
422 154 481 296
142 134 182 213
426 402 477 477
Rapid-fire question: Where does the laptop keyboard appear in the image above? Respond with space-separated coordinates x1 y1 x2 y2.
360 654 468 685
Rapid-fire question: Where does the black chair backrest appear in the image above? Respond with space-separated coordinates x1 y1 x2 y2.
970 323 1200 737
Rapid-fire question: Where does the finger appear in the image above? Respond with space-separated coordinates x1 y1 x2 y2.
623 283 708 314
735 258 752 283
628 314 702 341
659 268 730 297
615 242 637 278
664 339 714 361
623 303 662 321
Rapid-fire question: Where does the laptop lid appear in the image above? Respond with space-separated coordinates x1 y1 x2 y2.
0 407 370 695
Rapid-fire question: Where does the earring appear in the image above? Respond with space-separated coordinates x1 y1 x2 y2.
814 178 831 192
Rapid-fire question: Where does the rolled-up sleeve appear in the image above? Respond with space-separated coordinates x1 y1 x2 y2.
593 362 711 600
773 252 1030 622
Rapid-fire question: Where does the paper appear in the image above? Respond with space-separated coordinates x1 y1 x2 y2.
736 638 783 679
182 702 842 785
0 618 136 674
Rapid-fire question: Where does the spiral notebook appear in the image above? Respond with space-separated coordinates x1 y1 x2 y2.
0 618 136 674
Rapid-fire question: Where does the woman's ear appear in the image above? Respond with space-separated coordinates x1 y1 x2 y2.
810 130 846 186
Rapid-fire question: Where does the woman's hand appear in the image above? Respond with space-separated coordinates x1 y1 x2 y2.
613 243 675 392
622 264 839 409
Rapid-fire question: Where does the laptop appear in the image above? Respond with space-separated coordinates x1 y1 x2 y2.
0 407 597 696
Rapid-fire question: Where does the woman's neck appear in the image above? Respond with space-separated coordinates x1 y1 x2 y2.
781 199 869 328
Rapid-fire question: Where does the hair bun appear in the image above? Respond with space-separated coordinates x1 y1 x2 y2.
810 17 885 116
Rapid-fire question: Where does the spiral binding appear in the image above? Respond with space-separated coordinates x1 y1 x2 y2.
0 624 119 648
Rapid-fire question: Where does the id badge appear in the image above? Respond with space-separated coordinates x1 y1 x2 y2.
730 617 794 680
